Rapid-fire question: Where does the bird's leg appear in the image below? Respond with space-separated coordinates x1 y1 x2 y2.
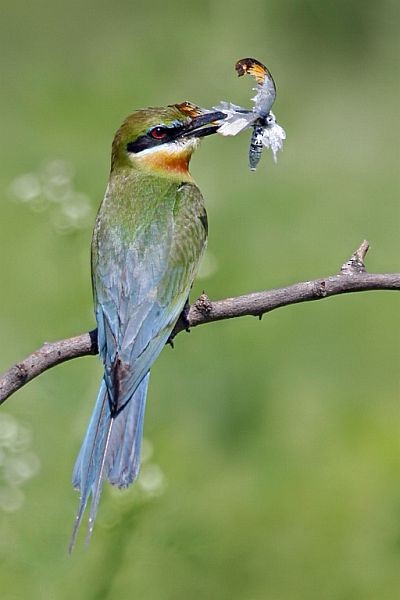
181 296 191 331
167 297 191 348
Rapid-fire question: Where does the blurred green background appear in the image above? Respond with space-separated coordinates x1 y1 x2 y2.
1 1 400 598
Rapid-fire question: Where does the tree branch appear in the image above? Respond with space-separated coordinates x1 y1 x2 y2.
1 241 399 406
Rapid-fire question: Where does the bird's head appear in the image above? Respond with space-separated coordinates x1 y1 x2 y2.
111 102 225 179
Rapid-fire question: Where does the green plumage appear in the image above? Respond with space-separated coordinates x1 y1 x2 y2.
70 104 217 549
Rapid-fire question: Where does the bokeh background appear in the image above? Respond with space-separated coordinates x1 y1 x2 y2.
1 1 400 598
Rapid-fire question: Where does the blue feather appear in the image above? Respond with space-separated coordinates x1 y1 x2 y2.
69 373 149 551
70 179 207 548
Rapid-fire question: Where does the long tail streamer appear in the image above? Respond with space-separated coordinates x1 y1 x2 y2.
69 373 149 551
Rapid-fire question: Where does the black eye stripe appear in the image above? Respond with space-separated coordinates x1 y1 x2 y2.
126 135 159 153
126 124 185 154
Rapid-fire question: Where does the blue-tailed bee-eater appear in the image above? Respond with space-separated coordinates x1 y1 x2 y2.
69 102 226 549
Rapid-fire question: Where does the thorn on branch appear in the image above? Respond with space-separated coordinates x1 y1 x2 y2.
195 292 212 315
15 363 29 384
314 280 327 298
340 240 370 275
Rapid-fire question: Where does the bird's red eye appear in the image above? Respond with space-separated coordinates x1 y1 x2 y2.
150 126 168 140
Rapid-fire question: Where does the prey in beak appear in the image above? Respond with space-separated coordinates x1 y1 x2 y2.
178 107 226 140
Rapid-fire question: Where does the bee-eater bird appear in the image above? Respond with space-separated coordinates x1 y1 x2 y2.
69 102 226 550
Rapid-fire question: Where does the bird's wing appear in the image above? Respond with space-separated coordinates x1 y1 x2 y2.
70 181 207 548
93 180 207 413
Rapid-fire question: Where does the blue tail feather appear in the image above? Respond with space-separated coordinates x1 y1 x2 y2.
108 373 149 486
69 373 149 551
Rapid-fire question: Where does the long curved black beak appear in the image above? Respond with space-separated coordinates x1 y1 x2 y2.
181 111 226 139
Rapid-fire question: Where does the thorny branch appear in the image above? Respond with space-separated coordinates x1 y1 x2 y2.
1 241 399 406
